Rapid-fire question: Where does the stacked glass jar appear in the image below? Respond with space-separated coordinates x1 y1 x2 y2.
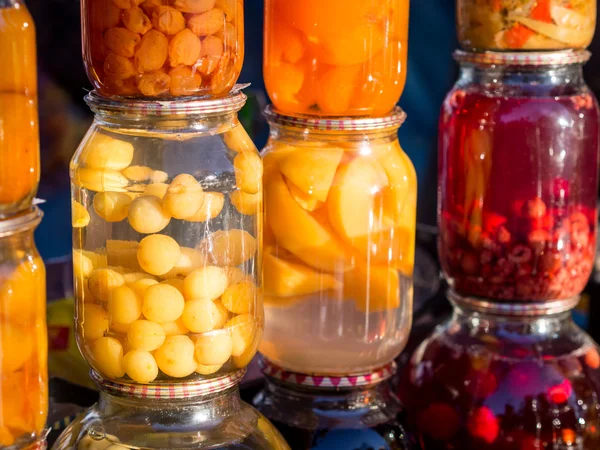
400 5 600 449
253 1 420 448
53 1 288 449
0 1 48 449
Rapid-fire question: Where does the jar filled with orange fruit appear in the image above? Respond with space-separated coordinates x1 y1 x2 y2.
263 0 409 117
81 0 243 98
71 91 264 386
0 0 40 217
260 109 417 375
0 207 48 448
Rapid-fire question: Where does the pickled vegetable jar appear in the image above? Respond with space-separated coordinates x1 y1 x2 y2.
400 295 600 450
52 374 290 450
71 91 263 384
458 0 596 50
260 109 416 375
0 207 48 448
439 51 600 302
263 0 409 117
0 0 40 216
81 0 243 98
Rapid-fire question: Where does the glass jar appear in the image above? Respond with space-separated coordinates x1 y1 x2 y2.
260 109 416 375
81 0 243 98
457 0 596 51
399 294 600 450
51 374 290 450
439 51 600 303
0 207 48 448
263 0 409 117
0 0 40 216
254 362 421 450
71 91 263 385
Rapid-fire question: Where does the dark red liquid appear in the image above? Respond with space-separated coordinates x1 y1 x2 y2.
438 89 599 301
399 319 600 449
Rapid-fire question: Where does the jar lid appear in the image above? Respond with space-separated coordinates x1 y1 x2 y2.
0 206 43 237
86 85 248 117
91 369 246 399
260 359 396 389
454 50 591 67
449 290 581 316
264 106 407 132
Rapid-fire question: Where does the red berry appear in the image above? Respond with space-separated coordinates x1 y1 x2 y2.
483 212 507 233
461 252 480 275
547 379 573 404
496 226 512 245
585 349 600 369
467 406 499 444
527 229 551 253
522 197 547 219
417 403 460 441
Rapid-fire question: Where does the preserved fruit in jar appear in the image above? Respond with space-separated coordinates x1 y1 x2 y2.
0 208 48 448
71 92 263 384
260 109 416 375
0 0 40 216
81 0 244 98
458 0 596 50
263 0 409 117
400 296 600 450
439 51 600 302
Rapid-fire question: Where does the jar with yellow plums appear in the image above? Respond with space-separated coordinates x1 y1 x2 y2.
260 108 417 376
0 207 48 449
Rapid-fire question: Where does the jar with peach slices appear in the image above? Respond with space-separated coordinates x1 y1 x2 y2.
0 207 48 449
260 108 417 376
71 91 264 385
81 0 243 98
263 0 409 116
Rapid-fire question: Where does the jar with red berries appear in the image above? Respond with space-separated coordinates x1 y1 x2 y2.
399 293 600 450
439 50 600 303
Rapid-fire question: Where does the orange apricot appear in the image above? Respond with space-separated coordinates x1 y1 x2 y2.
90 0 122 31
215 0 235 21
0 258 44 326
134 29 169 73
140 0 168 16
122 6 153 35
169 66 202 96
316 21 385 66
137 70 171 96
316 65 360 115
187 8 226 36
104 27 141 58
264 62 304 110
210 50 235 95
104 76 139 96
215 22 237 48
112 0 144 9
152 5 186 35
104 52 136 79
173 0 215 14
169 28 202 67
0 323 34 373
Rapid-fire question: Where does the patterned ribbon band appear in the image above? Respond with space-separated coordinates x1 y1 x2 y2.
260 359 397 389
85 85 249 117
454 49 591 67
264 105 407 132
449 290 580 316
91 369 246 400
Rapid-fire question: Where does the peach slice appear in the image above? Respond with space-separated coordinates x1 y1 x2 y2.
265 171 353 272
327 156 391 243
285 178 323 212
264 247 341 297
343 260 400 313
278 146 343 202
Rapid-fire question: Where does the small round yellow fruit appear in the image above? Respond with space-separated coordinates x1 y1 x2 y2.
183 266 228 301
93 192 132 222
137 234 181 276
127 319 166 351
154 335 196 378
123 350 159 383
163 174 204 219
91 336 125 379
194 332 233 366
128 195 171 234
142 284 185 323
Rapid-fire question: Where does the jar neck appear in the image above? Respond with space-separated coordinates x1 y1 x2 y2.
458 63 587 96
0 229 36 253
267 124 400 147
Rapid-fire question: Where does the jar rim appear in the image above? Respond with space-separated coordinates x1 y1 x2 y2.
91 369 246 399
264 106 407 132
454 50 591 67
0 206 42 237
260 358 397 389
85 86 248 117
448 290 580 316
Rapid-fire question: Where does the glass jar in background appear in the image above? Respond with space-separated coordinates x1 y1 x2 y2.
71 91 263 385
254 362 420 450
263 0 409 117
0 207 48 448
81 0 243 98
439 51 600 303
260 109 417 375
457 0 596 51
399 294 600 449
51 375 290 450
0 0 40 216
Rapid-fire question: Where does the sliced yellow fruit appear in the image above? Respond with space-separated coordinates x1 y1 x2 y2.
72 200 91 228
343 260 400 313
285 177 323 212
